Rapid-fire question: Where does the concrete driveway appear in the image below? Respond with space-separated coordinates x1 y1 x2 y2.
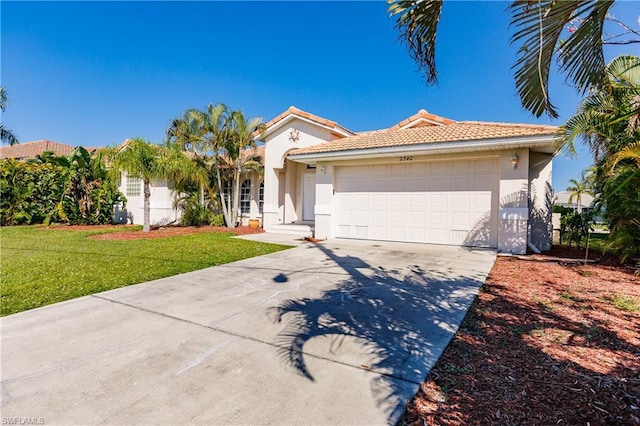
1 238 496 425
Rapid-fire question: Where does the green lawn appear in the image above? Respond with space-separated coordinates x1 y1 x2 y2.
0 226 290 316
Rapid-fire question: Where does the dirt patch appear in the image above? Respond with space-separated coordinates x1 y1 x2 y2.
40 224 264 240
402 248 640 425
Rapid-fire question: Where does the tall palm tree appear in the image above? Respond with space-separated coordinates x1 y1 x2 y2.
387 0 625 118
566 177 591 212
166 108 215 207
0 87 19 145
105 138 176 232
224 110 265 227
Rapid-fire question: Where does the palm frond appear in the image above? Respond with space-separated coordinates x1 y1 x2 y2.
388 0 443 84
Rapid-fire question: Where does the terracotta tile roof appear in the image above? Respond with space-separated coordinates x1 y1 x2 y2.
242 144 265 161
389 109 455 129
290 121 560 156
259 106 355 137
0 140 75 160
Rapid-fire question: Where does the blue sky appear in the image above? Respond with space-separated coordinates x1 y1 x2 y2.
2 1 638 191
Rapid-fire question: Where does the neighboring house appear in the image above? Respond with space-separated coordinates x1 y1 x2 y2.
553 191 594 213
246 106 557 255
0 140 76 160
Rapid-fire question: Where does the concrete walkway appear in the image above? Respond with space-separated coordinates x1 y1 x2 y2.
1 239 496 425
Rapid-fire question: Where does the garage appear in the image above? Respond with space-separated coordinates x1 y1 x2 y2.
334 158 499 248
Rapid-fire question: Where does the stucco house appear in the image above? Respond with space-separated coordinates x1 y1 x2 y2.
251 106 558 255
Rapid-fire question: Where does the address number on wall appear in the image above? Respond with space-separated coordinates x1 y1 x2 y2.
399 156 413 161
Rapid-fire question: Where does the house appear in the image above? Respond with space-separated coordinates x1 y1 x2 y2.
115 143 266 226
249 106 558 255
0 140 76 160
553 190 594 212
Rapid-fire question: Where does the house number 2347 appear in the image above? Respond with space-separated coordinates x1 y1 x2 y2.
399 156 413 161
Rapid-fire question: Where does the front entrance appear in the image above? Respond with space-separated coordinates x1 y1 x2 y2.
302 173 316 221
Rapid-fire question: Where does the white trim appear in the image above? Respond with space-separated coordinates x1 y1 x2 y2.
288 135 556 163
397 117 448 129
261 115 354 140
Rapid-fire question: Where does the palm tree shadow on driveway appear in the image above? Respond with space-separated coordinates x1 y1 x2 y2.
267 242 489 423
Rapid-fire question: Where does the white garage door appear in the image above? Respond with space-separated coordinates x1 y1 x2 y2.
335 159 498 247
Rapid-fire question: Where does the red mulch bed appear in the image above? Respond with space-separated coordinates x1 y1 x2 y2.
39 224 264 240
401 246 640 425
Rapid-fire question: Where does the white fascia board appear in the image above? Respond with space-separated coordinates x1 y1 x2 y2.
288 135 557 164
398 118 447 129
261 115 354 141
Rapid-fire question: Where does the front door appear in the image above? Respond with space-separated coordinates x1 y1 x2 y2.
302 173 316 221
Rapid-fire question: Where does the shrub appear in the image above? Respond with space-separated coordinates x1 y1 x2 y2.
211 213 225 227
560 211 594 247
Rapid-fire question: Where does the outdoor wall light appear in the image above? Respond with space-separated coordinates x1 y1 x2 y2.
510 154 519 169
319 165 326 175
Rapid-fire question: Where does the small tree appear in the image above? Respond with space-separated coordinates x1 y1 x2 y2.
105 138 177 232
560 210 594 248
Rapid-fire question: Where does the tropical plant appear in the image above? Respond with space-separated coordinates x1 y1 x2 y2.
387 0 639 118
222 110 265 227
54 146 124 225
559 55 640 261
167 104 264 228
105 138 182 232
0 86 19 145
560 210 594 248
0 149 123 226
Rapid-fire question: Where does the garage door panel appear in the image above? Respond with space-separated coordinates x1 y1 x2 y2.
429 211 447 226
451 193 470 209
474 175 495 191
430 161 449 174
335 159 497 248
451 176 470 190
429 177 449 191
407 228 426 242
389 211 406 223
408 194 426 209
451 212 471 228
388 227 405 241
370 210 386 224
407 211 426 225
430 193 448 208
370 226 387 240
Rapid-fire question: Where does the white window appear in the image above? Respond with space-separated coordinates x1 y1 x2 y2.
126 175 141 197
240 180 251 214
259 182 264 214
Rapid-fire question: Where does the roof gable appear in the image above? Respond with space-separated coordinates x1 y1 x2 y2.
389 109 455 130
259 106 355 140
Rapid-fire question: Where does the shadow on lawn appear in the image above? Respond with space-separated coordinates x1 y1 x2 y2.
401 278 640 425
268 242 488 423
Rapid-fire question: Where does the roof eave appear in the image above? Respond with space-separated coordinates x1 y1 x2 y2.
287 135 558 164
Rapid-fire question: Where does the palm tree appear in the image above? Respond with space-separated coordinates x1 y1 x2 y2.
224 110 265 227
105 138 176 232
566 177 591 212
387 1 630 118
558 55 640 159
166 108 215 208
0 87 19 145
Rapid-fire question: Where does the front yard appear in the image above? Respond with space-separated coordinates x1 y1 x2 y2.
0 226 290 316
402 246 640 425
